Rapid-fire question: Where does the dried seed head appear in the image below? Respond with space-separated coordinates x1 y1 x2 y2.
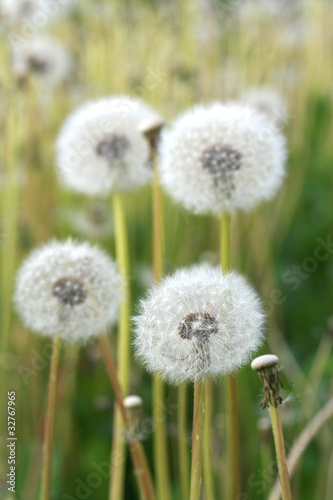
124 395 143 409
139 116 165 139
251 354 279 371
124 395 144 441
251 354 283 408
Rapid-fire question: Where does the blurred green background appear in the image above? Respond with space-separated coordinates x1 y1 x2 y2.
1 0 333 499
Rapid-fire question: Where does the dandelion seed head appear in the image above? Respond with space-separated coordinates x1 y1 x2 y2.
159 102 286 215
14 239 122 342
134 264 265 384
1 0 75 25
56 96 162 196
12 36 72 85
241 86 288 127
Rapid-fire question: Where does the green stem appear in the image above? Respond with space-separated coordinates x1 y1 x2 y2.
225 375 240 500
178 383 190 500
40 337 62 500
220 213 241 500
190 381 204 500
109 191 131 500
203 379 215 500
269 405 293 500
152 155 170 500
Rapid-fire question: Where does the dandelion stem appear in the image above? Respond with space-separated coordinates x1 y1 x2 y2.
178 383 190 500
225 374 240 500
151 135 171 500
269 396 333 500
220 212 241 500
269 405 293 500
40 336 62 500
99 334 156 500
190 381 204 500
110 191 131 500
203 379 215 500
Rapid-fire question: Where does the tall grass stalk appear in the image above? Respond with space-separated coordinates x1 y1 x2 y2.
40 336 62 500
109 191 131 500
220 213 241 500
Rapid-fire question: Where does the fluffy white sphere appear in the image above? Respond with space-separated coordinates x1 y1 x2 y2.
1 0 74 25
55 96 161 196
14 239 122 342
159 102 287 215
241 86 288 127
134 264 265 384
11 36 72 85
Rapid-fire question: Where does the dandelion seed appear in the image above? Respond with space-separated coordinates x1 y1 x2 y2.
134 264 265 384
159 102 286 215
56 96 162 196
14 239 122 342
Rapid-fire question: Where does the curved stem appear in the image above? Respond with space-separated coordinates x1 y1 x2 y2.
178 383 190 500
269 405 293 500
110 191 131 500
190 381 204 500
99 334 156 500
40 336 62 500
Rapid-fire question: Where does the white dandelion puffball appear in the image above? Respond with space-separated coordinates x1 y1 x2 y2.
134 264 265 384
55 96 161 196
14 239 123 342
1 0 74 25
241 86 288 127
12 36 72 85
159 102 287 215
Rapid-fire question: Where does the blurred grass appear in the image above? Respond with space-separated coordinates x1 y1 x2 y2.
1 0 333 499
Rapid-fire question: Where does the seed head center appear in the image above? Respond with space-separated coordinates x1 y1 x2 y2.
52 277 87 307
201 144 242 179
28 56 50 74
96 133 130 161
178 312 218 341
